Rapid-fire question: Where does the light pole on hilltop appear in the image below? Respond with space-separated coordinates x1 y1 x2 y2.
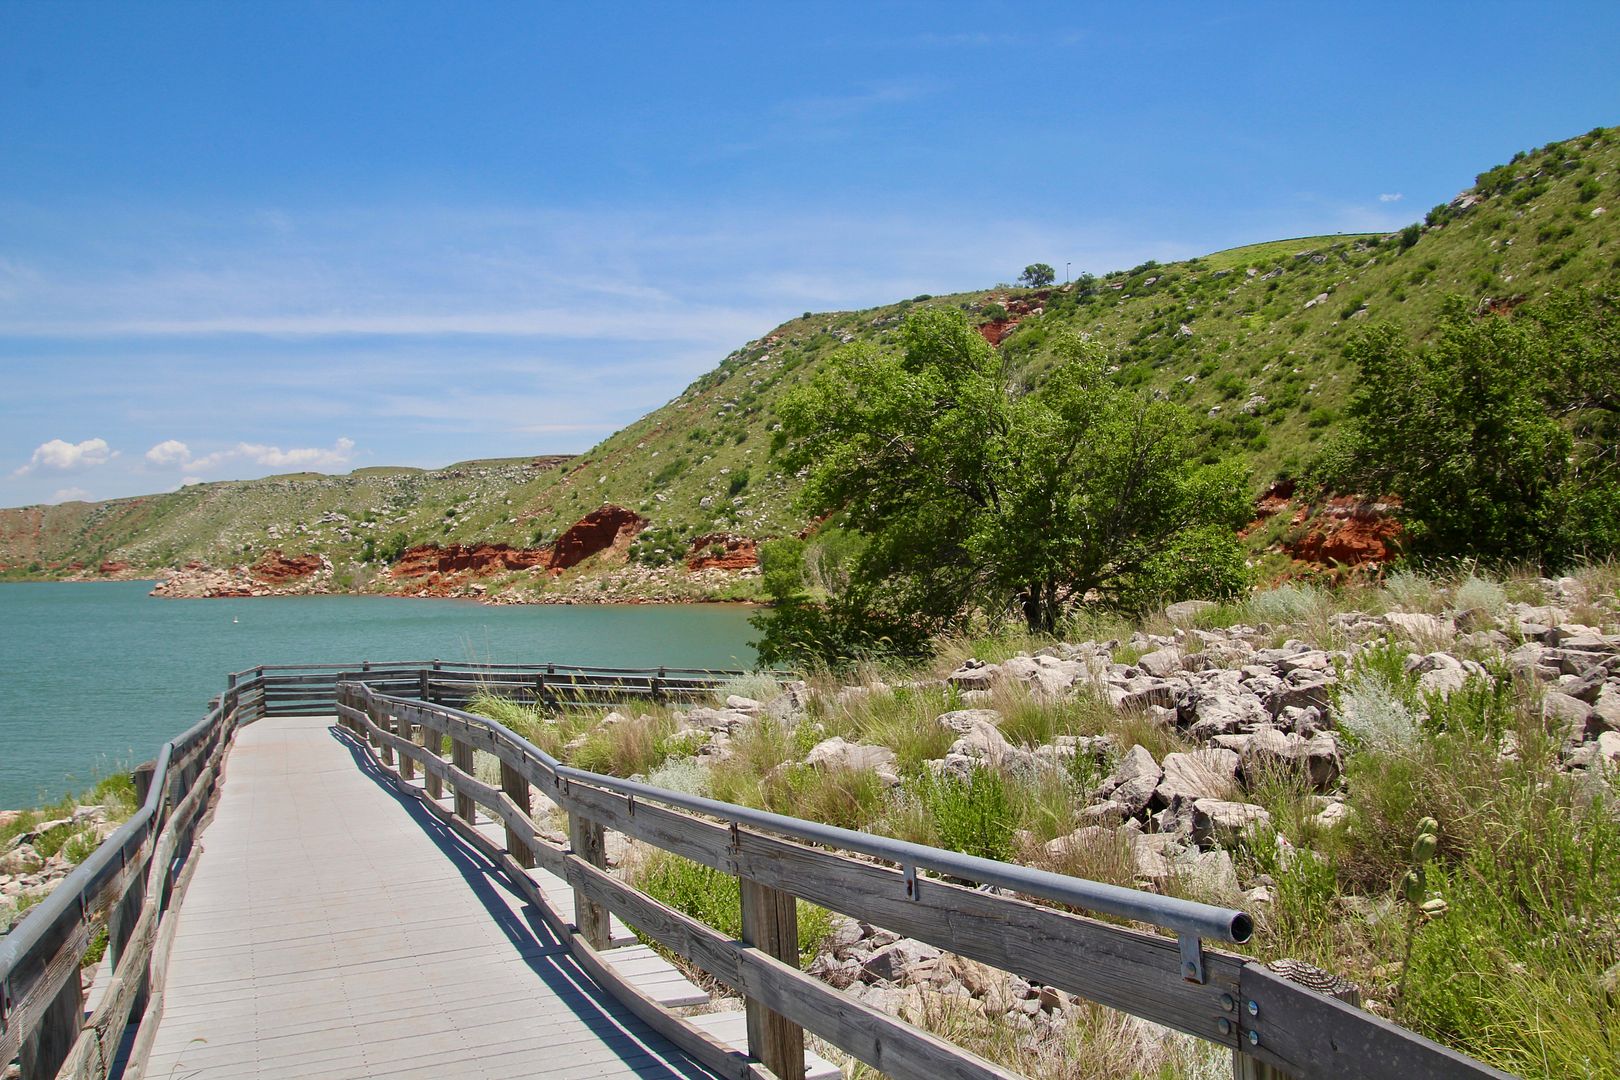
1065 261 1071 285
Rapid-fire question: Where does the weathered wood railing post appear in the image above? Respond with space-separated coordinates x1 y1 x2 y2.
421 711 444 801
450 733 477 823
396 707 417 781
740 877 805 1080
132 760 156 807
568 811 611 948
501 760 534 868
17 921 86 1079
372 698 395 768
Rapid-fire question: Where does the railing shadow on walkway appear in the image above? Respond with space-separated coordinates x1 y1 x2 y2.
329 725 721 1080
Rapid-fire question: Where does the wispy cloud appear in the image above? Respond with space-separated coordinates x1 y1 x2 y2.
14 437 117 475
49 486 91 503
1379 192 1404 202
145 438 190 466
777 80 938 125
184 437 356 473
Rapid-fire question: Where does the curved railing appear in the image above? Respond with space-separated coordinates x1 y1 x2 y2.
2 664 1515 1080
334 680 1514 1080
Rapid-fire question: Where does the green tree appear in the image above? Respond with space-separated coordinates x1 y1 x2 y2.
1326 289 1620 565
1018 262 1056 288
760 309 1248 661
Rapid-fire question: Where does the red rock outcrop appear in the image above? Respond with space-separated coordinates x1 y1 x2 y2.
387 505 648 596
250 549 325 583
390 543 550 579
1284 497 1402 568
685 533 759 571
975 291 1053 346
98 560 129 575
547 505 647 571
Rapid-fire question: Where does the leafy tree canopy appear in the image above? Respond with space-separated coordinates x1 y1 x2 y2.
1018 262 1056 287
1319 287 1619 567
755 309 1250 665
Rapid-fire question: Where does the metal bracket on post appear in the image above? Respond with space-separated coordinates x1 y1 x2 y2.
902 863 920 900
729 821 741 850
626 794 636 818
1178 931 1205 984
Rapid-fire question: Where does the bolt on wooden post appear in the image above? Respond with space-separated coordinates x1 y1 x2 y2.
740 877 805 1080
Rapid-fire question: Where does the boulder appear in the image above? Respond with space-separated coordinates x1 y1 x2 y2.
805 737 900 781
861 938 943 983
1157 749 1241 803
947 660 999 691
1173 847 1242 899
1303 731 1344 789
936 709 1004 734
1186 690 1268 740
1591 686 1620 732
1001 654 1087 696
1384 612 1454 641
1098 745 1162 815
1165 599 1218 624
1136 648 1183 678
1405 652 1469 696
1192 800 1273 846
1543 691 1593 729
1597 731 1620 769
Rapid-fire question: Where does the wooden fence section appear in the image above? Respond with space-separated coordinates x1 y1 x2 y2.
334 682 1515 1080
232 659 754 718
2 664 1518 1080
0 691 239 1080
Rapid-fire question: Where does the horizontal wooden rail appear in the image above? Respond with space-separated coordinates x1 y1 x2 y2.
0 690 239 1079
338 683 1514 1080
6 663 1514 1080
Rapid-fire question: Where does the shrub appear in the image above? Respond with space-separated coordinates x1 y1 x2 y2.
1453 573 1507 614
911 767 1015 862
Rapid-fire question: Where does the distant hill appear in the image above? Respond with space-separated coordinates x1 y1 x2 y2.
4 124 1616 585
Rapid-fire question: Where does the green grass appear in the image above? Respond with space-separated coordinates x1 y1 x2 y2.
9 127 1620 582
630 850 836 966
1198 233 1384 271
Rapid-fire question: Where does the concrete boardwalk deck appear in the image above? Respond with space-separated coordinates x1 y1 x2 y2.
141 715 720 1080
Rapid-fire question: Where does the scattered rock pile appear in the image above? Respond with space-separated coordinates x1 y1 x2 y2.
612 576 1619 1025
0 806 120 934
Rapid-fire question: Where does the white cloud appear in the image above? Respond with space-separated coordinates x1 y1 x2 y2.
1379 193 1403 202
48 486 91 503
145 438 191 466
14 437 117 475
185 436 356 473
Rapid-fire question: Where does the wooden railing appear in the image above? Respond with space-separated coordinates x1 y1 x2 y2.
333 681 1515 1080
1 665 1515 1080
0 688 239 1080
232 658 754 718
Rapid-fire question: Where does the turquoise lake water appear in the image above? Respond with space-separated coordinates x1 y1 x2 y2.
0 581 758 809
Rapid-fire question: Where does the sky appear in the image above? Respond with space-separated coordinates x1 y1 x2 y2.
3 2 1618 507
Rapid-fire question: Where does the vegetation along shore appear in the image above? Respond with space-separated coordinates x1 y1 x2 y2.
3 126 1617 609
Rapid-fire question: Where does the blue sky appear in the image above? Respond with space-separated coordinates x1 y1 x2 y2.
4 2 1617 506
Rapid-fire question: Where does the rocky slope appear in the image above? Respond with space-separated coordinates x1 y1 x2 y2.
4 125 1617 593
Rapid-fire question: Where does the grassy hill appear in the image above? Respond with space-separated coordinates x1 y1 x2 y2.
516 125 1619 548
4 124 1617 583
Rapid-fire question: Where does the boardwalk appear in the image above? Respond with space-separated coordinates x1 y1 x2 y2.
142 715 718 1080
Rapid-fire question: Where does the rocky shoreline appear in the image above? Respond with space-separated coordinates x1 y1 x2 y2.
560 577 1617 1050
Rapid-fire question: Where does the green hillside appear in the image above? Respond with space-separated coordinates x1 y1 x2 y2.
3 124 1616 582
518 125 1620 545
